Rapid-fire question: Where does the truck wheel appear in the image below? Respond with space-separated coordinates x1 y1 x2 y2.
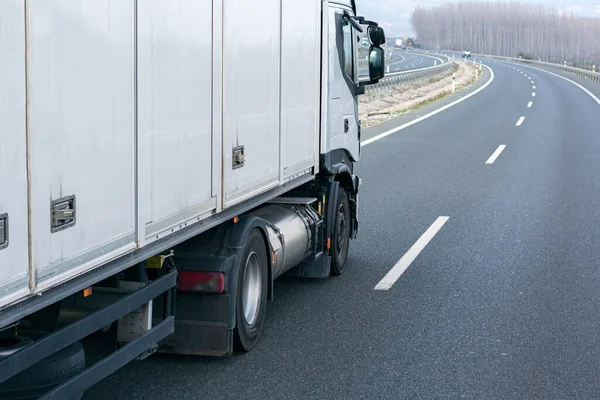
330 188 351 276
0 330 85 400
233 228 268 352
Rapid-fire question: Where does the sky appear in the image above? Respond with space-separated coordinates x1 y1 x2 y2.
357 0 600 37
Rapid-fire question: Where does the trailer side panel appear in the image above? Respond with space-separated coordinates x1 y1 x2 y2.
0 0 30 308
29 0 137 292
222 0 282 207
280 0 321 180
137 0 216 245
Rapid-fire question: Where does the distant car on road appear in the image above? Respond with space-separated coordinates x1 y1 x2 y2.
462 49 471 58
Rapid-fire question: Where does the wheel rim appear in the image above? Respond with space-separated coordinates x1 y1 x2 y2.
336 203 348 257
242 252 262 326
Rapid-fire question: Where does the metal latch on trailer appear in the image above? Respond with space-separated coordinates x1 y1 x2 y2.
51 195 76 233
0 213 8 250
232 146 245 169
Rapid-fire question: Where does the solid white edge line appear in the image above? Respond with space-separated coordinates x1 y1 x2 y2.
529 68 600 105
527 101 533 108
389 55 406 66
361 64 496 147
496 61 600 106
374 216 450 291
516 116 525 126
486 145 507 164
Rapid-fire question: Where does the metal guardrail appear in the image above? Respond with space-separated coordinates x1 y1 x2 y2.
482 55 600 83
365 60 454 92
411 50 452 65
357 48 457 93
435 50 600 83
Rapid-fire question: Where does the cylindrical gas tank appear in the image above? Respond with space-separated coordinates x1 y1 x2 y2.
249 204 317 279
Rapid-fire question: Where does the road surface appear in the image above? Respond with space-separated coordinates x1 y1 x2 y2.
384 50 443 73
85 59 600 400
360 50 443 79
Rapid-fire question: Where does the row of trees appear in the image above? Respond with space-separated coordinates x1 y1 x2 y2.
410 1 600 67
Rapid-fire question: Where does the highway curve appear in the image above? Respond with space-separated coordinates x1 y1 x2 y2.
84 59 600 399
387 49 443 72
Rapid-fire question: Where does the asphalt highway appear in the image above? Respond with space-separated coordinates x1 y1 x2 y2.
388 50 443 72
85 59 600 399
359 49 442 80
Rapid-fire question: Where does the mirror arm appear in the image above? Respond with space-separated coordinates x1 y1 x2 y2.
357 79 380 89
343 10 364 33
355 83 366 95
353 16 379 27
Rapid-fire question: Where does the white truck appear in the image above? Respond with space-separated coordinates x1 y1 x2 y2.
0 0 385 398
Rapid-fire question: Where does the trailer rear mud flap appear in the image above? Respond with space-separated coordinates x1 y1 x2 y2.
158 320 233 357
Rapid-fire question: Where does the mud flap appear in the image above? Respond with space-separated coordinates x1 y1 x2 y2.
159 217 274 356
158 319 234 357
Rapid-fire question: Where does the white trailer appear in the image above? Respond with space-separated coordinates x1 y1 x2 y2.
0 0 385 398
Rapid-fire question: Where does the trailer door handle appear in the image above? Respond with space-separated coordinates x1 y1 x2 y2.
232 146 245 169
51 195 76 233
0 213 8 250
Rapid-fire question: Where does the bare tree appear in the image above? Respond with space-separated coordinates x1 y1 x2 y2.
410 1 600 69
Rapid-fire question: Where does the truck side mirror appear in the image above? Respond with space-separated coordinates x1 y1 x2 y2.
368 26 385 46
369 47 384 82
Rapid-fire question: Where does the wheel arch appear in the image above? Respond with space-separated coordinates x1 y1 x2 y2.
224 216 274 303
164 216 274 357
334 170 358 195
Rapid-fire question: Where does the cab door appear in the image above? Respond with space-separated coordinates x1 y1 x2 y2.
327 6 360 161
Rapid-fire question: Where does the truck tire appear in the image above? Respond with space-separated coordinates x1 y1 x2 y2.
0 330 85 400
330 188 351 276
233 228 269 353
